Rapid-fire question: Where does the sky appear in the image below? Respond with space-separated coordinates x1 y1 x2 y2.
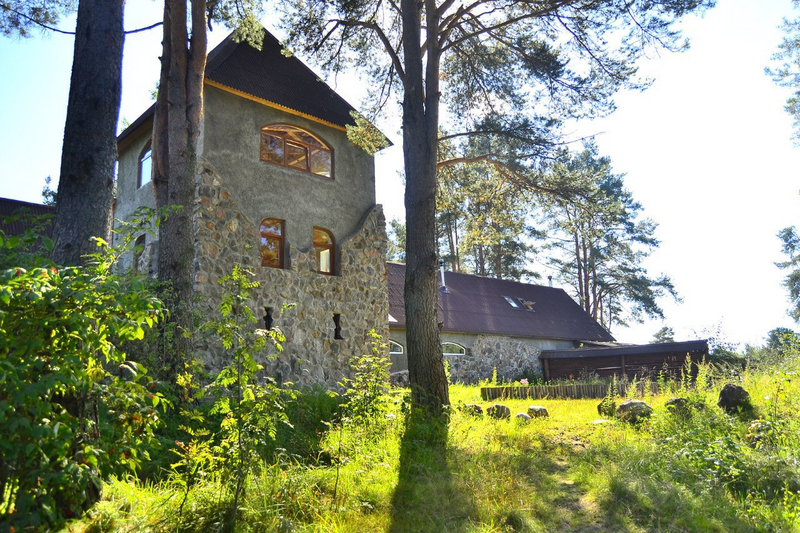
0 1 799 348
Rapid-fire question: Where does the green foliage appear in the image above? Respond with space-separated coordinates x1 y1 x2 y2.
346 111 389 155
651 326 676 344
339 331 392 424
435 153 538 280
0 0 74 37
539 141 679 329
168 265 290 527
386 218 406 262
0 231 166 529
777 225 800 322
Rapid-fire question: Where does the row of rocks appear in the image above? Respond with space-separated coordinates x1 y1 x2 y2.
463 403 550 421
462 383 753 426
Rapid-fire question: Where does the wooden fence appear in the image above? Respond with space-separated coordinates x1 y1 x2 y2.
480 382 659 401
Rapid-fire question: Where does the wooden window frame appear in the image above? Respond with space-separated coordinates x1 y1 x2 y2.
138 141 152 189
313 226 335 275
260 218 285 269
260 123 334 179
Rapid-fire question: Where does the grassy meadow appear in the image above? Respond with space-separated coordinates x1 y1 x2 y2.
63 350 800 533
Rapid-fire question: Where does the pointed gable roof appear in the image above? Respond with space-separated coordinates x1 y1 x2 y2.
118 27 360 146
204 30 359 130
387 262 615 343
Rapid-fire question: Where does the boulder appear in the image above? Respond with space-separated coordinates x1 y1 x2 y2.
515 412 532 422
718 384 751 414
527 405 549 418
389 370 409 388
665 397 690 416
462 403 484 417
487 404 511 419
615 399 653 424
597 398 616 417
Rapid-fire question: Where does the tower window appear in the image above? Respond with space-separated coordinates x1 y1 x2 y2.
313 226 335 275
260 124 333 178
260 218 285 268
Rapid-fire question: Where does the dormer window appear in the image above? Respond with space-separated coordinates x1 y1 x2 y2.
138 141 152 188
260 124 333 178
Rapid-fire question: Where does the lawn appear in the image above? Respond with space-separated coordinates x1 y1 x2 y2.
68 360 800 532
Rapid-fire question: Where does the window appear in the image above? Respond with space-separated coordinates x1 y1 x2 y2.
260 218 285 268
503 296 521 309
260 124 333 178
389 340 404 356
138 142 152 188
313 227 335 274
442 342 466 356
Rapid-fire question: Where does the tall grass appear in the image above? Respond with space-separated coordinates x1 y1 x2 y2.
70 354 800 532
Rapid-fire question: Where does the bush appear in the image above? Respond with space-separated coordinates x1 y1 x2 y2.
0 235 166 529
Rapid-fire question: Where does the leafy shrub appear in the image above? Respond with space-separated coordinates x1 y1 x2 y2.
0 235 166 529
339 331 392 425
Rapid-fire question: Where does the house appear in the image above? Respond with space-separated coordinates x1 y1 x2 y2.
387 262 617 383
114 28 388 387
387 262 708 383
0 198 55 238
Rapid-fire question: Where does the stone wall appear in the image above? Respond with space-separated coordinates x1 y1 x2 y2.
445 334 543 384
193 163 389 388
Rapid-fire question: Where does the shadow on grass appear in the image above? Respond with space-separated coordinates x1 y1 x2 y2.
388 410 477 532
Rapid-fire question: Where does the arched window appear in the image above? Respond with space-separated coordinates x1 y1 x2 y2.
442 342 466 356
138 141 152 188
389 340 404 356
313 226 334 275
260 218 284 268
260 124 333 178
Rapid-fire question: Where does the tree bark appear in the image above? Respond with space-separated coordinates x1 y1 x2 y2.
402 0 449 410
153 0 207 376
51 0 124 265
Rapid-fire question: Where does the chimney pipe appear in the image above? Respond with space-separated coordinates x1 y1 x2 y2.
439 259 450 293
548 275 553 287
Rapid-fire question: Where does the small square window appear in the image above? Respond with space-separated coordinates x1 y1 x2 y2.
503 296 521 309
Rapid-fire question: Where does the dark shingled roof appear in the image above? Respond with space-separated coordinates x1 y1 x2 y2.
118 28 359 146
387 262 615 343
540 339 708 360
205 30 358 129
0 198 55 237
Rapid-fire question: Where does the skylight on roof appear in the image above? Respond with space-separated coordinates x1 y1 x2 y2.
503 296 521 309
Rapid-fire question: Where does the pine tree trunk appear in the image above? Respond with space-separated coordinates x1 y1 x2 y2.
51 0 124 266
153 0 207 377
401 0 449 411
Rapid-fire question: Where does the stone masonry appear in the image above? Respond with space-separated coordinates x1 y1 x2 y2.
193 162 389 388
445 335 543 383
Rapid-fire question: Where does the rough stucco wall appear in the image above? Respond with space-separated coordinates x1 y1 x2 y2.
194 162 389 387
202 86 375 255
389 329 573 383
113 131 157 271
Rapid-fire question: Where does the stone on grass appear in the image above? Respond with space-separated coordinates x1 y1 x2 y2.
515 412 532 422
597 398 616 417
718 384 751 414
463 403 484 417
389 370 409 388
487 403 511 419
527 405 549 418
615 399 653 424
665 397 690 416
